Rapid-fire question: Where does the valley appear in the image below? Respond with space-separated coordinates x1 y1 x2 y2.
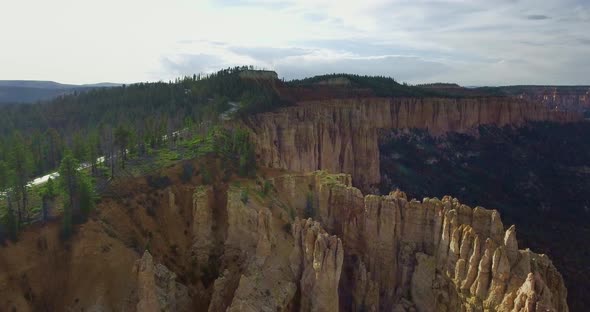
0 69 585 311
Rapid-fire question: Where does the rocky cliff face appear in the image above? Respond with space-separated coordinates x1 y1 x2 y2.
503 86 590 113
135 251 191 312
271 171 568 312
243 97 581 189
0 164 568 311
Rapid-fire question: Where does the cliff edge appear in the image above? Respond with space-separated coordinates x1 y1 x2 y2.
272 171 568 311
243 97 581 189
0 168 568 311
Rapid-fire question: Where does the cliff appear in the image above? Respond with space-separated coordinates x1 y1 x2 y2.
271 171 568 312
243 97 581 189
0 166 569 311
377 122 590 310
499 86 590 113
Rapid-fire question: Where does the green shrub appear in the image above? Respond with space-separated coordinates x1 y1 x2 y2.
61 202 73 239
207 127 257 177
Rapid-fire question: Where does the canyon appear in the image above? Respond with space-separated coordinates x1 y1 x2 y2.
243 97 581 189
377 122 590 311
0 93 579 311
0 168 568 311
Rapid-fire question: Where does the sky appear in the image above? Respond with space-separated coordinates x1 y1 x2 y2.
1 0 589 86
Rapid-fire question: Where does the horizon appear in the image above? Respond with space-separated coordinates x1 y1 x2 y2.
1 0 589 85
0 68 590 89
2 69 590 89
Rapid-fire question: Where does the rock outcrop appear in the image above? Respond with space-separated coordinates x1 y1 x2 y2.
243 97 581 188
135 251 191 312
501 86 590 113
0 166 568 311
271 171 569 311
290 218 344 312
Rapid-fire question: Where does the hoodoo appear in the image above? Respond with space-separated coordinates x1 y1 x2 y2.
0 170 568 311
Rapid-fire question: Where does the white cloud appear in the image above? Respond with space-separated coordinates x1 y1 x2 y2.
0 0 588 85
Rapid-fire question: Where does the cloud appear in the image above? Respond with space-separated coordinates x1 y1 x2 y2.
160 54 228 78
274 54 450 82
2 0 589 84
170 0 589 84
526 14 551 20
226 46 309 62
161 43 451 83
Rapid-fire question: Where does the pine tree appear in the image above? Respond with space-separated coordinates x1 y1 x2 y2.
72 132 88 163
0 160 7 194
0 161 17 239
41 178 57 221
87 131 100 175
10 132 32 225
46 128 63 170
78 175 96 220
114 125 131 169
59 150 80 217
6 192 18 241
58 150 95 237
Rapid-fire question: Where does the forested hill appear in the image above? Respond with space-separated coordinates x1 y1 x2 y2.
0 81 121 104
0 67 289 177
287 73 444 97
0 67 508 179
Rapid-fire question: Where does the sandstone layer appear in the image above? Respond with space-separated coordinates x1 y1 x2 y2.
502 86 590 113
271 171 568 312
243 97 581 189
0 164 568 311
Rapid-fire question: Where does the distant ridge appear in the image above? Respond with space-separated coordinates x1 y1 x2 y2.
0 80 121 104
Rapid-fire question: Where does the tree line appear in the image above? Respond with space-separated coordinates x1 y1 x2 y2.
0 148 95 240
0 67 289 180
287 73 456 98
0 67 285 240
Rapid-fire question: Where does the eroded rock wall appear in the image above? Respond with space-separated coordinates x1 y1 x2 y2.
0 169 568 311
271 171 568 312
244 97 581 188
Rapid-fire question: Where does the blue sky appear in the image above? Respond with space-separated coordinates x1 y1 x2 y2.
1 0 589 85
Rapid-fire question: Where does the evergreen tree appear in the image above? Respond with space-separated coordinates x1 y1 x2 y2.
72 132 88 163
5 192 18 241
30 130 44 175
10 132 32 225
46 128 64 170
40 178 57 221
58 150 95 237
0 160 7 195
78 175 96 220
59 150 79 214
0 161 17 239
114 125 131 169
87 131 100 175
